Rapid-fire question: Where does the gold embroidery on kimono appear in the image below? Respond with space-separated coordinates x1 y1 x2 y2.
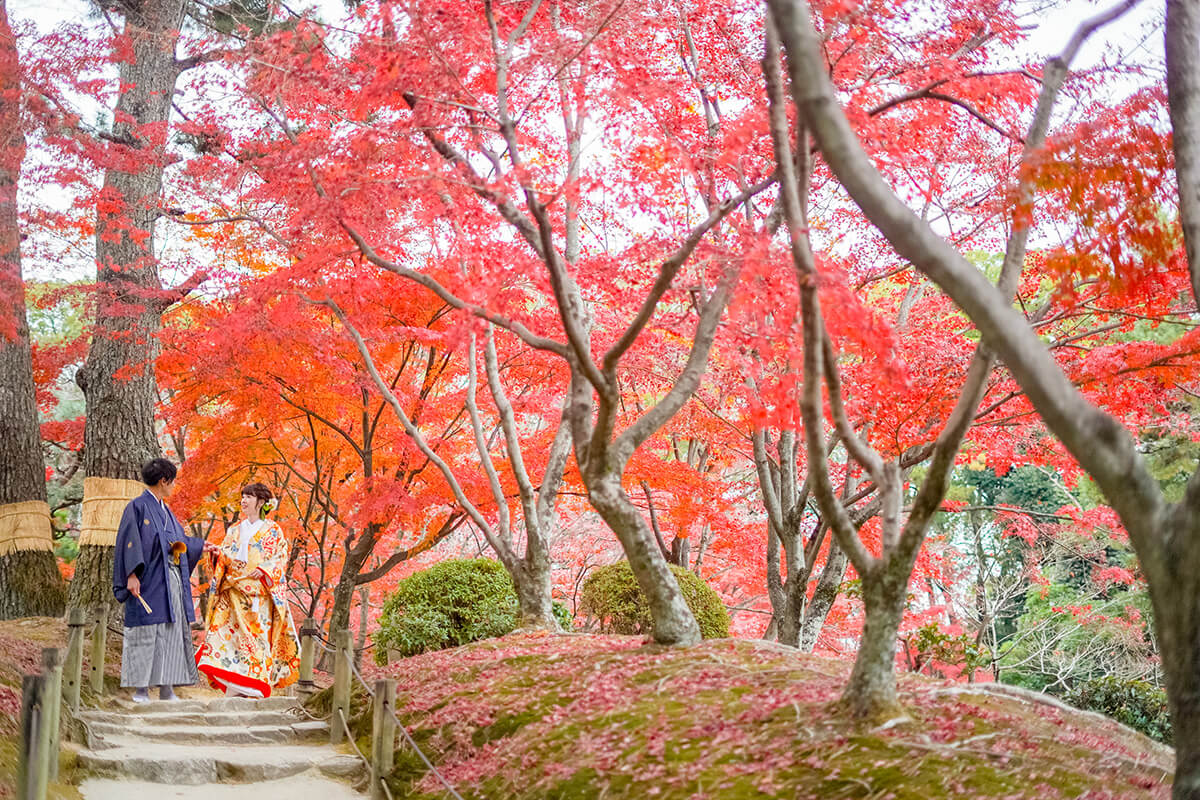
196 519 299 697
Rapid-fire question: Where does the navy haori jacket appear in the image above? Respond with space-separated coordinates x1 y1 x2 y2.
111 490 205 628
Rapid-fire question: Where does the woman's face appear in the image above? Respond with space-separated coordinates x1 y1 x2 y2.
240 493 262 518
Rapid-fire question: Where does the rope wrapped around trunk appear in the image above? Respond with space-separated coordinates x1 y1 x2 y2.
78 476 144 547
0 500 54 555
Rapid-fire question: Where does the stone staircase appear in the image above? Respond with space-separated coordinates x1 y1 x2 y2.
70 695 366 800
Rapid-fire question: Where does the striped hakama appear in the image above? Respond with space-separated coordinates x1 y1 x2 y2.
120 563 198 688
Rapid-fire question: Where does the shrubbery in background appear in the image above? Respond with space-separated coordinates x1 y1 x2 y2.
375 558 520 660
580 561 729 639
1067 676 1172 744
374 558 574 661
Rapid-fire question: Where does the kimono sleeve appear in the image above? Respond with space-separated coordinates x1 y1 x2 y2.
183 534 205 576
112 501 144 603
253 522 290 589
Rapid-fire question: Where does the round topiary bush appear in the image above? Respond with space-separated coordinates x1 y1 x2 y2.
580 561 729 639
1067 676 1172 744
374 558 519 661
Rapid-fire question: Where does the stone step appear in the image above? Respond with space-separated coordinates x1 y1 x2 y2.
85 720 329 747
78 773 364 800
71 741 364 785
80 709 305 728
108 695 300 714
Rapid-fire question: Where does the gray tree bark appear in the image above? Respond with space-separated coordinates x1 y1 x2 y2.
585 474 701 645
1162 4 1200 791
0 0 67 619
843 564 910 719
69 0 188 615
763 4 1029 718
334 5 773 645
799 540 848 652
769 0 1198 791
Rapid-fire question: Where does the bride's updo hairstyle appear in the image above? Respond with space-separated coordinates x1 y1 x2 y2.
241 482 275 516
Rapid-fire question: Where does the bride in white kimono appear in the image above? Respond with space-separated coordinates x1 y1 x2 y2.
196 483 299 698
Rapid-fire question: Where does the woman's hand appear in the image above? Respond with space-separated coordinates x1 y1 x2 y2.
203 541 220 556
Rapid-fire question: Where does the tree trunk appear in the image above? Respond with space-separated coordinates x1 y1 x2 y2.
509 523 558 630
776 570 807 648
1151 513 1200 799
669 535 690 568
765 525 785 637
69 0 187 615
0 0 67 619
327 568 356 644
328 526 376 640
512 558 556 630
775 524 809 647
840 565 908 721
800 541 849 652
587 479 701 646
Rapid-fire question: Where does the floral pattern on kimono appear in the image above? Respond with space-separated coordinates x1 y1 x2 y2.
196 519 300 697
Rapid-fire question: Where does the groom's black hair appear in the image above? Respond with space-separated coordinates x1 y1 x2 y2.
141 458 178 486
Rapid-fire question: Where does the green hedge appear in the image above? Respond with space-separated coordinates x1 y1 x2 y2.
374 558 519 661
1067 676 1172 744
580 561 729 639
374 558 571 662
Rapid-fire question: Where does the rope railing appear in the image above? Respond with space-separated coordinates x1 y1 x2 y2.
328 632 467 800
71 607 467 800
335 706 372 766
18 645 65 800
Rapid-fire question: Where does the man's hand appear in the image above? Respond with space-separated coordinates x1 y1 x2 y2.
127 574 141 598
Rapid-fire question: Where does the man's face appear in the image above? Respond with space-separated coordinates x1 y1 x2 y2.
161 477 176 497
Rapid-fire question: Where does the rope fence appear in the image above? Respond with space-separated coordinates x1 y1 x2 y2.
18 643 66 800
325 629 467 800
56 607 467 800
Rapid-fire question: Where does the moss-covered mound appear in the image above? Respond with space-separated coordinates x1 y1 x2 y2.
0 616 121 799
369 632 1172 800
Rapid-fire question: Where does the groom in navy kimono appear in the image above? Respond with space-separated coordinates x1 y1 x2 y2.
112 458 207 702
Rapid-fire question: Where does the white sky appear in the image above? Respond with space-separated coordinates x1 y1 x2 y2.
6 0 1168 284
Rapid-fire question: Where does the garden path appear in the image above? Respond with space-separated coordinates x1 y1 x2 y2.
69 694 365 800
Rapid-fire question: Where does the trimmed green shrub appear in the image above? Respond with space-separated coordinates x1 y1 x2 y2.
580 561 729 639
1067 676 1172 744
374 558 519 661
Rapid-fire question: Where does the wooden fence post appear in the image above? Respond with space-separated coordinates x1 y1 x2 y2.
18 674 47 800
298 617 316 696
40 649 62 781
88 611 107 695
63 608 86 713
370 679 397 800
330 629 352 746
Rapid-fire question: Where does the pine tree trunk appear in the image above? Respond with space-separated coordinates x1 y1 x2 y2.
69 0 187 614
0 0 67 619
587 478 700 646
840 565 908 721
